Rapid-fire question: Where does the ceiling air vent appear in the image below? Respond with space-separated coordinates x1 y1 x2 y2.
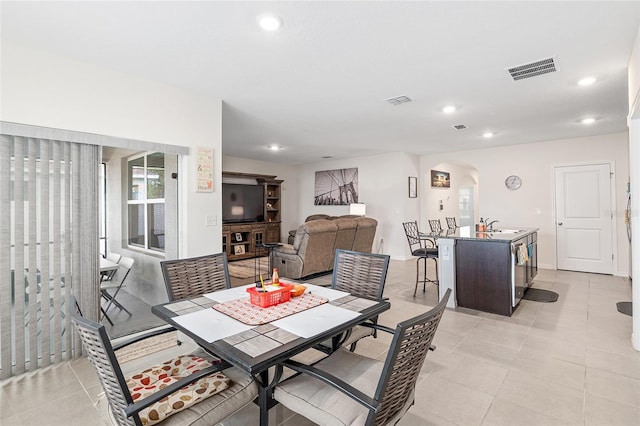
385 95 412 106
452 124 467 130
507 57 557 81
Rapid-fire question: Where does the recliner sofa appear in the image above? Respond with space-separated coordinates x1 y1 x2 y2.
273 216 378 279
287 214 364 244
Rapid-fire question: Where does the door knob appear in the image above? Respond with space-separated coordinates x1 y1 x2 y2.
558 222 563 226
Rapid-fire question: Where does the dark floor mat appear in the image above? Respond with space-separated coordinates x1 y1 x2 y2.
523 288 559 303
616 301 632 316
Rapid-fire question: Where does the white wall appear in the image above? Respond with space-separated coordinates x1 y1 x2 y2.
423 162 479 229
1 41 224 304
421 132 630 275
292 152 420 260
227 134 630 274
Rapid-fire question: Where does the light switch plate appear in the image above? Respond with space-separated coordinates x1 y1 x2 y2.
206 215 217 227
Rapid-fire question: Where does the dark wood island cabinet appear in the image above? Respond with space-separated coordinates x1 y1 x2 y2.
438 228 538 316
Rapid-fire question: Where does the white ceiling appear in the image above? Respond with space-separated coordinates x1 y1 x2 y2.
2 1 639 165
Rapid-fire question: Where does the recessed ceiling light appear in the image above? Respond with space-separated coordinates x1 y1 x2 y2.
581 117 596 124
483 132 494 138
578 77 596 86
442 105 457 114
267 145 281 151
258 14 282 31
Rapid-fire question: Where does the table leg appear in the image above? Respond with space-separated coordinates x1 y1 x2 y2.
268 247 274 272
254 365 283 426
258 371 269 426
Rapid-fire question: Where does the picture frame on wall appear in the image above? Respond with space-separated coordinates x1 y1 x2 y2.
314 167 359 205
408 176 417 198
431 170 450 188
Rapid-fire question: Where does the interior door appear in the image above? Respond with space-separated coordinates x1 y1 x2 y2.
555 163 613 274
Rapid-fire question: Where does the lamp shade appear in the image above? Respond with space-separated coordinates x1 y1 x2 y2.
349 203 366 216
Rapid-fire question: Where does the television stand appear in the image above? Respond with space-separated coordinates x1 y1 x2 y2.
222 172 283 262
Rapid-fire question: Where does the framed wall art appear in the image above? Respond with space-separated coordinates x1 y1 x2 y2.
314 167 358 205
430 170 450 188
408 176 417 198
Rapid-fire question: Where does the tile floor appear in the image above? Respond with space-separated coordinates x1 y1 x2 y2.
1 259 638 425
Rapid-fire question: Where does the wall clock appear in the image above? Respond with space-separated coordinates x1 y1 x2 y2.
505 175 522 190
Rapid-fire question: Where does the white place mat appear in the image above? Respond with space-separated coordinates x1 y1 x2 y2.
301 284 350 301
272 303 361 339
173 308 253 343
204 284 253 302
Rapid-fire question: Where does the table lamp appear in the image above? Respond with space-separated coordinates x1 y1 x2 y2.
349 203 366 216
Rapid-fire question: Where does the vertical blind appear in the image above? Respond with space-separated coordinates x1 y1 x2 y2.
0 135 99 379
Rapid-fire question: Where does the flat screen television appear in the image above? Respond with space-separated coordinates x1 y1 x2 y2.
222 183 265 223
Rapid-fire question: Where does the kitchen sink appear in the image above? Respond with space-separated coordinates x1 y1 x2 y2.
487 229 522 233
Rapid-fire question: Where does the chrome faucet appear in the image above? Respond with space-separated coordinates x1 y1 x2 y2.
486 219 499 231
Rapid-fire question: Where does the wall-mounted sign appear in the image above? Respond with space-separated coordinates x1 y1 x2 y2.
196 147 214 192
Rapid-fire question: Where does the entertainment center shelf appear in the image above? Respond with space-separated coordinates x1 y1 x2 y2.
222 172 283 262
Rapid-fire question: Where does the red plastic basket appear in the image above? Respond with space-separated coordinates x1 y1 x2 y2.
246 284 294 308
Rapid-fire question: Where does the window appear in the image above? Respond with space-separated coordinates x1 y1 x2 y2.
127 152 165 252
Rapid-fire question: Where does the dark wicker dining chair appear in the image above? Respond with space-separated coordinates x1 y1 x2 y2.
161 252 231 302
274 289 451 426
332 249 390 300
71 309 258 426
403 221 439 296
319 249 390 352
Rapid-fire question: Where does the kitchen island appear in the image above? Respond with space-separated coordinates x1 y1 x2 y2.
437 227 538 316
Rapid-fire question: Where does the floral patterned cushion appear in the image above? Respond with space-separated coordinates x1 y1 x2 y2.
126 354 230 426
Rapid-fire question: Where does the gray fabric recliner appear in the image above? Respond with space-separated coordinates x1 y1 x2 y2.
332 217 358 252
287 214 363 244
352 217 378 253
273 220 339 279
274 217 378 279
288 214 331 244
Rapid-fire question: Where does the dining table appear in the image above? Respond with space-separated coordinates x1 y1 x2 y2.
151 281 391 426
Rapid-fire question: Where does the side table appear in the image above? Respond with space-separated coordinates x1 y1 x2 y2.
254 243 282 280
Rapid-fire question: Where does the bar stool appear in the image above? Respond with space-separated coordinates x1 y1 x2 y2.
402 221 439 296
429 219 443 233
